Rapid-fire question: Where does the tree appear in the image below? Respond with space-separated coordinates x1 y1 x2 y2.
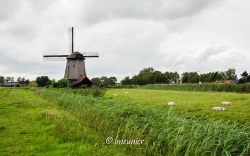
0 76 4 83
140 67 154 73
52 78 69 88
91 77 101 85
200 72 217 83
51 79 56 84
247 74 250 82
91 76 117 87
17 77 30 85
131 67 156 85
181 72 199 83
131 75 141 85
5 77 14 83
132 74 147 85
58 78 69 88
169 72 180 83
99 76 109 87
211 72 222 81
150 71 165 84
225 68 237 80
121 76 132 85
200 73 210 83
109 77 117 85
239 71 249 83
36 76 51 87
99 76 117 86
121 68 180 85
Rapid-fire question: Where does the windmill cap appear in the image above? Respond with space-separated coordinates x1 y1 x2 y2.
67 51 84 59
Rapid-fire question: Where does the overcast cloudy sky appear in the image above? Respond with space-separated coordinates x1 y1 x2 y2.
0 0 249 81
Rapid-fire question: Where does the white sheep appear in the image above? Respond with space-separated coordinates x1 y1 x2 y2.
168 102 176 106
124 92 128 94
221 101 232 105
212 107 225 111
113 94 118 96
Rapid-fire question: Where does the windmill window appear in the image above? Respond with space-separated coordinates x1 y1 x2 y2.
73 64 75 68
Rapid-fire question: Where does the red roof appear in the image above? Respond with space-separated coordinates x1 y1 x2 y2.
70 76 93 87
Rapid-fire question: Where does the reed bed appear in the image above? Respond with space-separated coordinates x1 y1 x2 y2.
36 88 250 156
110 83 250 93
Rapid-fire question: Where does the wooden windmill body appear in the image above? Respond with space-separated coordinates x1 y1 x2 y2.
64 52 86 83
43 27 98 86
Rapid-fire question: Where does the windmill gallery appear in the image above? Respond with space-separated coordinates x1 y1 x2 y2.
43 27 99 87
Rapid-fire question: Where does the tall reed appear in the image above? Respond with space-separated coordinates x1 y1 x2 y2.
111 83 250 93
36 89 250 155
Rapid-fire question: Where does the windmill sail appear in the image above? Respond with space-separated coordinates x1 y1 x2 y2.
43 55 69 57
82 52 99 57
43 52 99 61
43 54 69 61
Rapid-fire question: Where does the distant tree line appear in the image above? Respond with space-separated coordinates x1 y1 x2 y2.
0 76 30 85
1 68 249 88
120 67 250 85
34 76 69 88
34 76 118 88
91 76 117 87
17 77 30 85
121 67 180 85
0 76 15 83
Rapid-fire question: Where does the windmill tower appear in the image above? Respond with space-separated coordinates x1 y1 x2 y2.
43 27 98 86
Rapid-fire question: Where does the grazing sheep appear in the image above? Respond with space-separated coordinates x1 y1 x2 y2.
168 102 176 106
124 92 128 94
113 94 118 96
212 107 225 111
221 101 232 105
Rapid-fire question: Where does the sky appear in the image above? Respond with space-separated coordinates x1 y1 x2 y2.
0 0 249 81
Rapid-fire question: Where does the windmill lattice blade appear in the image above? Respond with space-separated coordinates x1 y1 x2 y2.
43 55 68 61
43 55 69 57
82 52 99 57
43 57 67 61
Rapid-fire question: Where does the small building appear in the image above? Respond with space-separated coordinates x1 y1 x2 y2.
0 82 20 87
70 76 93 88
215 80 238 84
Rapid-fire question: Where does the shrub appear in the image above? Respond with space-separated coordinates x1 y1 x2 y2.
53 78 69 88
36 76 51 87
28 81 38 87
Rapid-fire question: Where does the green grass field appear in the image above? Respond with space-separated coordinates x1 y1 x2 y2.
0 88 125 155
0 88 250 155
105 89 250 126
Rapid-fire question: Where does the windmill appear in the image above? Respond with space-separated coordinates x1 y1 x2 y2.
43 27 99 87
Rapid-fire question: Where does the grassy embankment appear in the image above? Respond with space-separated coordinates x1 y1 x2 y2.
105 89 250 126
35 88 250 155
0 88 125 155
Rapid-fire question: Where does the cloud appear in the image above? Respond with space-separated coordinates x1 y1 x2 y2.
80 0 219 24
161 46 250 76
197 46 228 62
0 0 21 21
0 0 249 81
80 19 167 77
